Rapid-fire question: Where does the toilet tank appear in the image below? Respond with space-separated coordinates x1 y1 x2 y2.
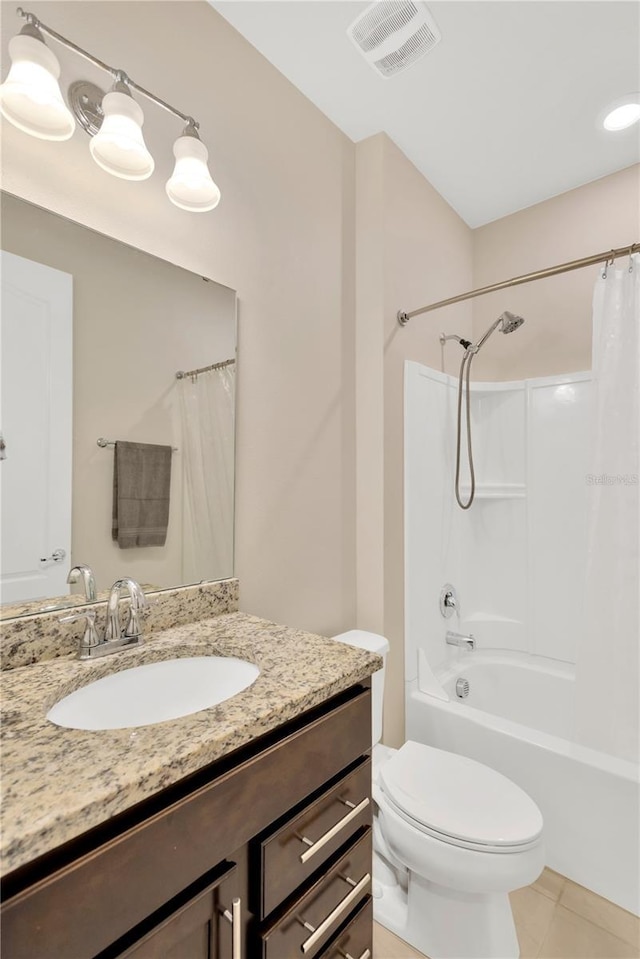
332 630 389 746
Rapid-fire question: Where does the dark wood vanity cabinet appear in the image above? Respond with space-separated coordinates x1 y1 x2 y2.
1 684 373 959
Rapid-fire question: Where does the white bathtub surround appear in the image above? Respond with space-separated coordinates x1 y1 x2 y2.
404 362 591 678
574 255 640 766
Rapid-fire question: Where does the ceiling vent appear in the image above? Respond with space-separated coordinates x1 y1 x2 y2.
347 0 440 78
347 1 441 78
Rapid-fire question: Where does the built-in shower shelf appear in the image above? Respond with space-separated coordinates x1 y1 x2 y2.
460 484 526 500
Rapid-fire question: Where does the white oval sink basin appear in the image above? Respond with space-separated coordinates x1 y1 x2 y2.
47 656 260 731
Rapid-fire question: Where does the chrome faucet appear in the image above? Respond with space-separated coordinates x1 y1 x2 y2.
60 577 147 660
446 630 475 650
67 564 97 602
105 578 147 643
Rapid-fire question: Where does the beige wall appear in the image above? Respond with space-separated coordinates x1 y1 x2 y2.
382 136 474 747
2 193 236 593
352 134 474 747
1 1 357 636
354 137 385 635
472 164 640 380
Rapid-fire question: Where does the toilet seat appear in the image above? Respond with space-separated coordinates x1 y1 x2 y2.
379 741 543 854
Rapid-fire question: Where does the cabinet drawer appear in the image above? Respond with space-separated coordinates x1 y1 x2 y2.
319 897 372 959
260 830 371 959
260 758 371 917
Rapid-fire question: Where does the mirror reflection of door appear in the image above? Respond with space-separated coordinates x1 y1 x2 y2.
0 251 73 603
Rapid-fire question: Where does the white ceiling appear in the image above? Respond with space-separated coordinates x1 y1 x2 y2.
211 1 640 227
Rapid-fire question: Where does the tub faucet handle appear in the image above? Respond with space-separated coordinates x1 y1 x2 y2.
440 583 458 618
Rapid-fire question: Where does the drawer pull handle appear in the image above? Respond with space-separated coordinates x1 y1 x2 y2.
345 951 371 959
299 872 370 954
299 797 370 863
222 897 242 959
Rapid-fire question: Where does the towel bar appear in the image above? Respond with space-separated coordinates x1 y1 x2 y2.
97 437 178 452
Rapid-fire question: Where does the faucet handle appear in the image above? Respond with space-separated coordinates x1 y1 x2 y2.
59 609 101 652
440 583 459 618
124 597 148 638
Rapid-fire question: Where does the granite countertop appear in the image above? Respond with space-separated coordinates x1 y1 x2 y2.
1 612 380 876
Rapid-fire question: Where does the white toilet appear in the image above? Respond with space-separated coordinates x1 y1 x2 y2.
334 630 544 959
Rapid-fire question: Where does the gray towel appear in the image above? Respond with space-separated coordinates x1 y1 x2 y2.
112 441 172 549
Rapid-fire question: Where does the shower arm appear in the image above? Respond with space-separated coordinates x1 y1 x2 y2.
440 333 473 349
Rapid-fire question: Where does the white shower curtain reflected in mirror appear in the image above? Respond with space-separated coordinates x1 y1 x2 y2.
574 254 639 764
178 365 235 584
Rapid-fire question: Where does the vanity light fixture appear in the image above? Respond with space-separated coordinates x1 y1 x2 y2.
89 78 154 181
0 17 75 140
166 121 221 212
0 7 221 211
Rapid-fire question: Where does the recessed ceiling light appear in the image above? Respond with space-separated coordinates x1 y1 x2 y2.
602 94 640 132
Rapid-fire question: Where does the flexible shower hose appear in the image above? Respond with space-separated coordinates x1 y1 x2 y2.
455 348 476 509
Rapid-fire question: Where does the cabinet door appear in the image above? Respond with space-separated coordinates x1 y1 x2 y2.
115 862 242 959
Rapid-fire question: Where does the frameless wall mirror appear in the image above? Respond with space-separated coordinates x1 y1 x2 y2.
0 192 237 619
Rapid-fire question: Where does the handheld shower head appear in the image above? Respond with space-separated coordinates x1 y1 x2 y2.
474 311 525 352
499 311 525 334
454 310 525 511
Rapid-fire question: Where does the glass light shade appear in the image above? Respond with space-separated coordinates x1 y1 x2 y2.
603 102 640 131
89 90 154 180
166 135 220 212
0 34 75 140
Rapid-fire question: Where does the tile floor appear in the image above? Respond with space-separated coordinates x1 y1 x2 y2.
372 869 640 959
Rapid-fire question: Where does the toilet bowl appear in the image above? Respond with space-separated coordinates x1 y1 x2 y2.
334 630 544 959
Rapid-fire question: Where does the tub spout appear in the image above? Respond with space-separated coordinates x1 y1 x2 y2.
446 630 475 650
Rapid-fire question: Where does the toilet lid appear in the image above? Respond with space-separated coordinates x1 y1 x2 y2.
379 741 543 849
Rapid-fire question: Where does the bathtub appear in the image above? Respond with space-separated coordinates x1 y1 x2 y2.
405 651 640 915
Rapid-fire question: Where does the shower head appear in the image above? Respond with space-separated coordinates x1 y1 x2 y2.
473 311 525 352
500 311 525 334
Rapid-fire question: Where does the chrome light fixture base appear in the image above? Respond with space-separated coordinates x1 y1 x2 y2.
68 80 104 136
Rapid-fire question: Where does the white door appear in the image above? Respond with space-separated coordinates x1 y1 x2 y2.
0 251 73 603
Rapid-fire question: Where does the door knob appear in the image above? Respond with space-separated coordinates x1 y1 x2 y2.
40 548 67 565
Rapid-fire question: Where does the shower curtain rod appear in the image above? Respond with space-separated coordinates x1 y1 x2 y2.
397 241 640 326
175 358 236 379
